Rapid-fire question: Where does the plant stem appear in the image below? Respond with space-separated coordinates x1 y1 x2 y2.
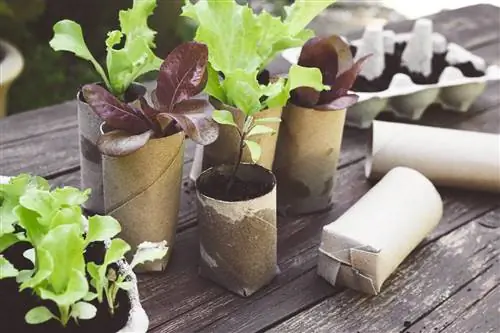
225 122 246 194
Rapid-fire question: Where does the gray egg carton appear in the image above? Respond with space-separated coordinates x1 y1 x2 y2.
281 19 500 129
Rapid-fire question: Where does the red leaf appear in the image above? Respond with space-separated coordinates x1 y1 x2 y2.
81 84 149 135
154 42 209 113
318 54 371 105
157 113 218 146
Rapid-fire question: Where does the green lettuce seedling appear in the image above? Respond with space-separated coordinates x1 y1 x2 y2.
0 174 168 327
49 0 162 98
182 0 333 189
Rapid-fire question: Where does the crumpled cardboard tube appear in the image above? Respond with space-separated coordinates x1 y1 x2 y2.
274 104 346 216
318 167 443 295
202 100 282 171
367 121 500 192
77 94 106 215
103 131 185 272
196 164 278 297
77 83 146 214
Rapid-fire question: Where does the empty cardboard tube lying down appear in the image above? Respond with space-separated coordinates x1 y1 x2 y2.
318 167 443 295
366 121 500 192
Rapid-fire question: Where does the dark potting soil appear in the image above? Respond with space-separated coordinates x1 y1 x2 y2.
200 172 274 202
0 243 130 333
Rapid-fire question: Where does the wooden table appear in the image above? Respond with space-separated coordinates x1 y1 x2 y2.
1 4 499 333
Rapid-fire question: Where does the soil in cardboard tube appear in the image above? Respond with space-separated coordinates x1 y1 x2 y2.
200 172 274 202
0 242 130 333
351 41 486 92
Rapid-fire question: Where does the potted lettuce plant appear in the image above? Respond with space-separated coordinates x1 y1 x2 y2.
82 41 218 272
274 35 370 216
183 0 337 172
0 174 168 333
183 0 331 297
49 0 163 215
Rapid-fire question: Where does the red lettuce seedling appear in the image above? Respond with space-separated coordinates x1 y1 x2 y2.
82 42 219 156
291 35 371 111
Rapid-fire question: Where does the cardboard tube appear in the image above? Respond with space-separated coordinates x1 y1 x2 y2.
196 164 278 297
103 132 185 272
203 100 282 171
77 94 105 215
318 167 443 295
274 104 346 215
367 121 500 192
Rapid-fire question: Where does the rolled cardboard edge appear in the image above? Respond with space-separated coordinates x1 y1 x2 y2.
366 121 500 192
77 96 105 215
274 104 346 216
103 132 185 272
196 164 278 297
318 167 443 295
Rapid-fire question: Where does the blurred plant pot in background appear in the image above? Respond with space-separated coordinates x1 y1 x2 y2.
0 39 23 118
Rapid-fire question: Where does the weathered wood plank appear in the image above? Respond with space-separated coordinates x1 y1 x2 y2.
265 210 500 333
439 285 500 333
403 254 499 332
147 159 500 333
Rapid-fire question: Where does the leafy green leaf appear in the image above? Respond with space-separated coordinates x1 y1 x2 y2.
284 0 337 36
39 224 86 294
117 281 134 291
16 269 35 284
244 140 262 163
70 302 97 320
51 187 90 207
0 255 18 279
20 247 53 291
103 238 131 267
39 269 88 306
119 0 157 47
85 215 121 246
0 233 21 253
105 30 123 48
247 125 275 138
15 206 46 246
49 20 110 88
212 110 237 127
25 306 55 325
130 240 168 269
49 206 84 231
222 70 262 116
83 291 98 302
205 64 226 103
288 64 329 92
19 189 53 225
0 174 49 236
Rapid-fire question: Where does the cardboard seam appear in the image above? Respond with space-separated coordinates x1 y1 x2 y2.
107 140 183 213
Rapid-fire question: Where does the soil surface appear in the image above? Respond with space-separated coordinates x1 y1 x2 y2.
0 243 130 333
199 171 274 202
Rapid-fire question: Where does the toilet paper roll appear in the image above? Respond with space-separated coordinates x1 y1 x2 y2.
366 121 500 192
317 167 443 295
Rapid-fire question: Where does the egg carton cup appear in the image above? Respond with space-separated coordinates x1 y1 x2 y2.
281 19 500 129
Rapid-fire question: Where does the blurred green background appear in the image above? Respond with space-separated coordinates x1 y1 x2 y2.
0 0 191 114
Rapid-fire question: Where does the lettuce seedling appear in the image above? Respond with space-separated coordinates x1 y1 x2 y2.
49 0 162 98
182 0 332 190
82 41 219 156
290 35 371 110
0 174 168 327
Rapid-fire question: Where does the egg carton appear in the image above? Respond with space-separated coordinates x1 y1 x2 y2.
281 19 500 129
